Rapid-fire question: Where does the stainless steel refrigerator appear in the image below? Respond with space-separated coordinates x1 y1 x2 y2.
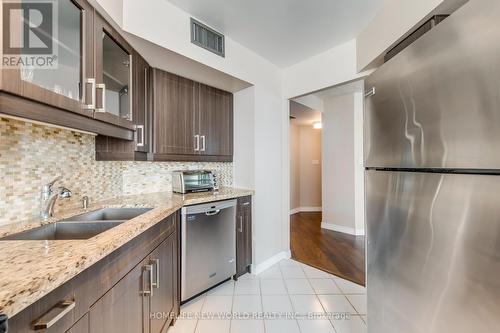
364 1 500 332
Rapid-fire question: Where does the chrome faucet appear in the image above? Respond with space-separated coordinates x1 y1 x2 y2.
41 176 72 220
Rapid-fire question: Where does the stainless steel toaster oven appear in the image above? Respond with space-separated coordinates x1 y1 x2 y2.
172 170 218 194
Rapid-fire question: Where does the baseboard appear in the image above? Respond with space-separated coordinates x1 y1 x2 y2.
321 222 365 236
251 250 291 275
290 206 322 215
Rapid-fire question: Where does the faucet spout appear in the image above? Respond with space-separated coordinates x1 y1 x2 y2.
40 177 72 220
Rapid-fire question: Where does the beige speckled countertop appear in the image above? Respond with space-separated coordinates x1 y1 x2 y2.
0 187 253 318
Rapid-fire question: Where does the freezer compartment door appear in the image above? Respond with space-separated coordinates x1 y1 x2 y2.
364 0 500 169
366 170 500 333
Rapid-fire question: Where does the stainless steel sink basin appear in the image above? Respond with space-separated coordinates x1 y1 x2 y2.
63 208 152 222
1 221 124 240
1 208 152 241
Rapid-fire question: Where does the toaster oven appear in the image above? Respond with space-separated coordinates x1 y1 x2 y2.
172 170 218 194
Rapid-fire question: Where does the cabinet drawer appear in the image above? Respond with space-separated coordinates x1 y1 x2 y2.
6 280 79 333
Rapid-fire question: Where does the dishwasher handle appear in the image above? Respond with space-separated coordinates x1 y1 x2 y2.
183 199 237 215
205 209 221 216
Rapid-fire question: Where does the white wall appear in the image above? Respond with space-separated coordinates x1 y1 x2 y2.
233 87 255 189
293 95 324 113
321 93 364 236
283 39 372 99
253 86 286 266
298 126 322 209
290 124 322 213
290 123 300 210
89 0 123 26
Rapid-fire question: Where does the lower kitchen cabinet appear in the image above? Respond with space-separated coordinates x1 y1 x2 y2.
89 232 178 333
6 212 180 333
149 233 177 333
236 196 252 277
65 314 89 333
88 255 151 333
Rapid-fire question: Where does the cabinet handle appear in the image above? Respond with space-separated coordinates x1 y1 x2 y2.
135 125 144 147
95 83 106 112
201 135 206 152
141 264 154 296
194 135 200 151
33 300 75 330
238 216 243 232
151 259 160 289
242 202 250 206
84 78 96 110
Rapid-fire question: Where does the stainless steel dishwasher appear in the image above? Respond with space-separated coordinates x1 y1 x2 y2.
181 199 237 301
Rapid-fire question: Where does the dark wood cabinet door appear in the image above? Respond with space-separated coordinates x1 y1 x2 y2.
93 13 134 130
152 70 197 156
149 232 177 333
198 84 233 158
89 257 151 333
236 196 252 277
65 313 89 333
0 0 94 118
242 201 252 270
132 52 150 153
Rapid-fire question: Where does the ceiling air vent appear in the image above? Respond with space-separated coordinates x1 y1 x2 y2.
191 18 225 57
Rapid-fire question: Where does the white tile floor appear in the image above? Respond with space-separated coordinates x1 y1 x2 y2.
170 259 367 333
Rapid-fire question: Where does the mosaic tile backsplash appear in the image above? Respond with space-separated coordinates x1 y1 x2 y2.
0 117 233 226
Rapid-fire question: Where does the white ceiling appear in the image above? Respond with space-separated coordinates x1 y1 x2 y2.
290 101 321 126
165 0 384 67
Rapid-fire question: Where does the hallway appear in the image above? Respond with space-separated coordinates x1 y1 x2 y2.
290 212 365 286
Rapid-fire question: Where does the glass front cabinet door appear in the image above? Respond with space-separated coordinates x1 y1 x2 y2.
93 13 134 128
1 0 95 117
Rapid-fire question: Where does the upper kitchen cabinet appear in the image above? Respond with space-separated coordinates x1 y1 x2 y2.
95 51 150 161
0 0 134 140
93 13 134 129
198 83 233 159
149 69 233 162
150 70 198 160
1 0 93 116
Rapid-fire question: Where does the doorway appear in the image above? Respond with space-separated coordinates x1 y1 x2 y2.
288 81 366 286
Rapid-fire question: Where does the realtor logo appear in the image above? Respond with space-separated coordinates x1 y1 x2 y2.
2 0 58 68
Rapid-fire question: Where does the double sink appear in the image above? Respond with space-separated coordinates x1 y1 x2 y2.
1 208 152 241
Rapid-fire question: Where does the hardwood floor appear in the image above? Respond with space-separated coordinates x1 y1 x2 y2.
290 212 366 286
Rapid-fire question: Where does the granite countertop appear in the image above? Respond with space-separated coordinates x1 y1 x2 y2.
0 187 253 318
